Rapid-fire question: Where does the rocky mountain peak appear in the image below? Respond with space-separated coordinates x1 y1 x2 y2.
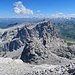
0 20 75 66
1 19 75 75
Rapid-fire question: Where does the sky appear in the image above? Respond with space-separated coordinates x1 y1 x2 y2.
0 0 75 18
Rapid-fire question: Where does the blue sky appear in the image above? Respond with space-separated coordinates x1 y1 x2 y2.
0 0 75 18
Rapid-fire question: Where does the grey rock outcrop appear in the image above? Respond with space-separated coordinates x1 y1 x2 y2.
1 57 75 75
21 38 49 64
52 46 75 59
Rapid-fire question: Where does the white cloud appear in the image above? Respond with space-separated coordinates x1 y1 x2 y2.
57 12 63 15
32 12 64 18
37 10 41 13
48 13 75 18
47 12 64 18
13 1 34 15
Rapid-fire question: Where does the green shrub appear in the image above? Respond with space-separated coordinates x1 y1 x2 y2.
67 42 74 46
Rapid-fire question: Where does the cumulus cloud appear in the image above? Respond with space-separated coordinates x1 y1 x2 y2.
13 1 34 15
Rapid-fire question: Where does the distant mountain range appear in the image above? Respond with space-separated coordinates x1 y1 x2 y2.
0 18 42 27
0 17 75 27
